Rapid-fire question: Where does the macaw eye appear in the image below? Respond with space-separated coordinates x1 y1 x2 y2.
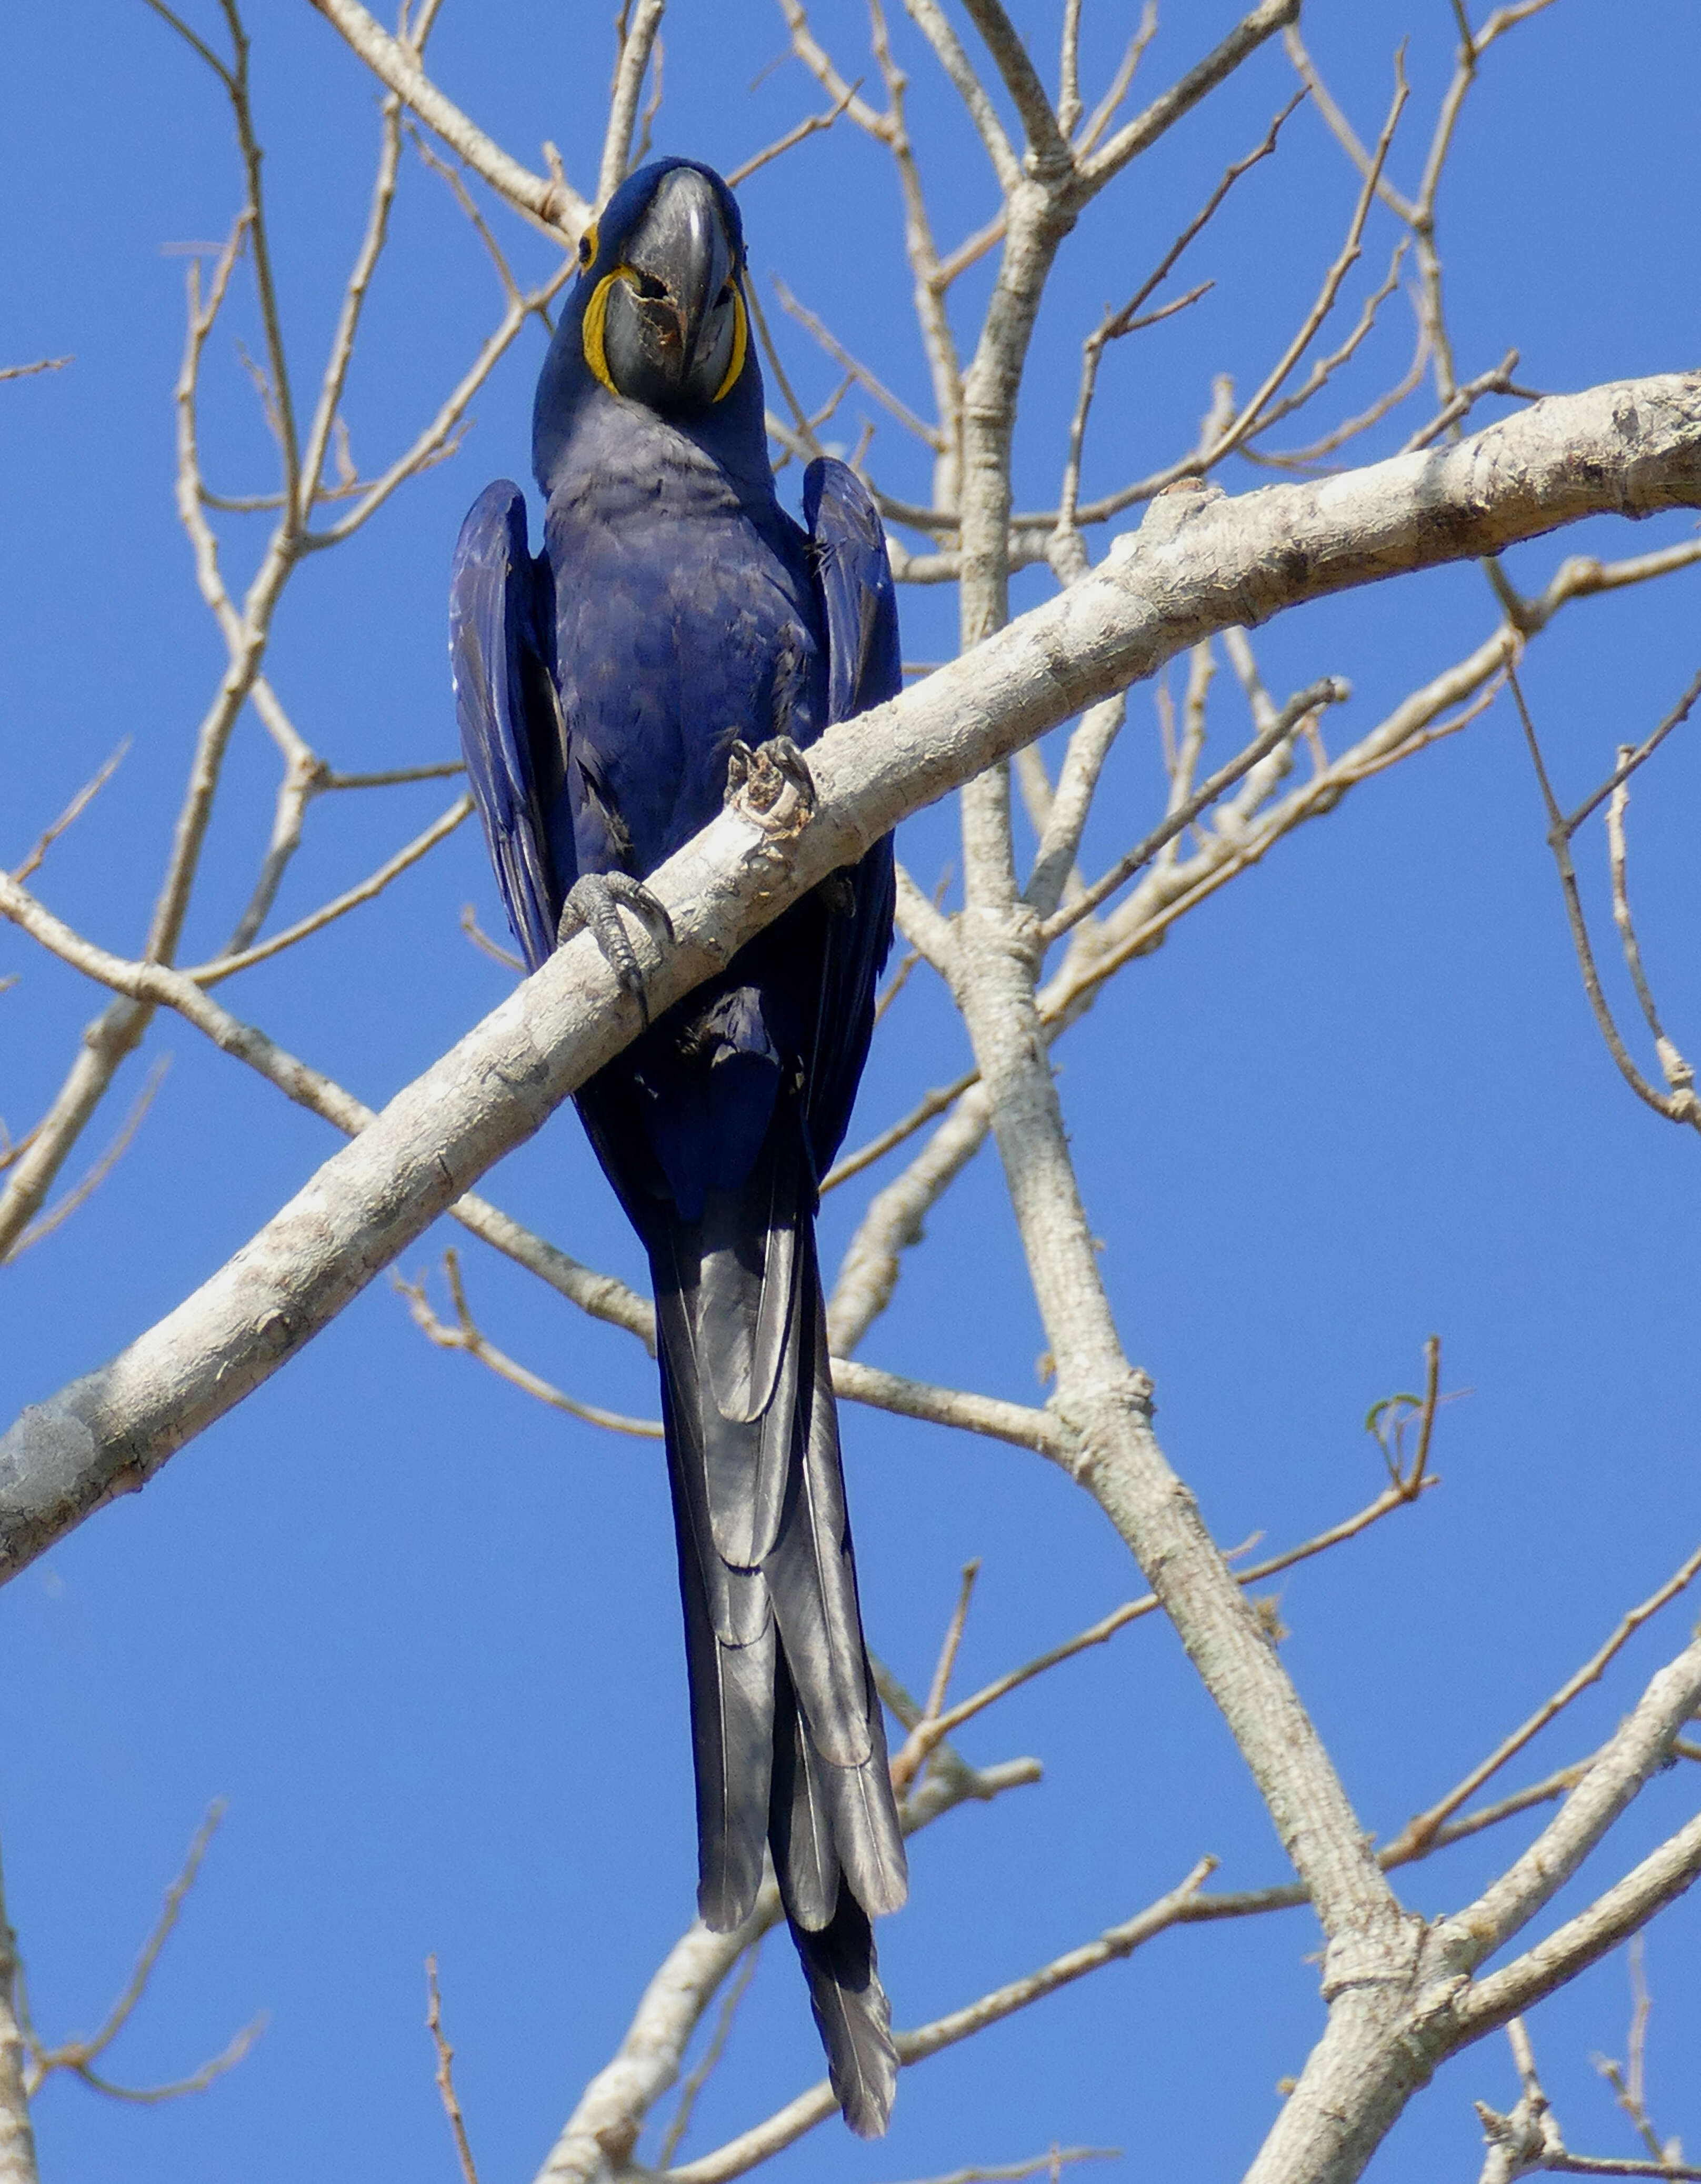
576 222 598 268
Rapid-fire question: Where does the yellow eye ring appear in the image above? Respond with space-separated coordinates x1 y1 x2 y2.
575 218 599 270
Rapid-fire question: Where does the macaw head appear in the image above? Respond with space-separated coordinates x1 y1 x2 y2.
534 159 765 489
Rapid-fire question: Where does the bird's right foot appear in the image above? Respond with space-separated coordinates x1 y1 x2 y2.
557 872 675 1005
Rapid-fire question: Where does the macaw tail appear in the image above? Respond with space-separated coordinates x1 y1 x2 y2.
651 1124 907 2137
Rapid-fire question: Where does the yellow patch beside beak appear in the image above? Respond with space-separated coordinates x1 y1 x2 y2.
580 268 749 404
581 267 627 398
712 281 748 403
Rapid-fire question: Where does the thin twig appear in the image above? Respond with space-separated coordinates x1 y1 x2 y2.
1607 758 1695 1105
1052 92 1302 556
5 1059 169 1261
0 355 71 384
889 1560 984 1794
727 77 859 187
1562 668 1701 839
188 794 474 985
1207 56 1408 464
880 2151 1122 2184
8 743 131 884
773 276 945 450
871 943 923 1028
1236 236 1410 447
1399 346 1536 453
1365 1335 1443 1500
23 1800 265 2106
426 1958 482 2184
895 1473 1436 1780
1509 667 1701 1128
655 1942 762 2168
1385 1537 1701 1859
398 1254 665 1440
1073 1 1157 154
1594 1936 1681 2168
1042 679 1350 943
409 125 523 305
821 1068 980 1192
663 1861 1217 2184
67 2020 266 2108
1243 313 1429 470
461 903 524 971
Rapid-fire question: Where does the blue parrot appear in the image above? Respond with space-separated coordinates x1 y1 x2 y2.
448 158 906 2136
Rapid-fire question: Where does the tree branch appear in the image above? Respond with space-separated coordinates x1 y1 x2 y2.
306 0 586 234
0 1844 37 2184
3 373 1700 1573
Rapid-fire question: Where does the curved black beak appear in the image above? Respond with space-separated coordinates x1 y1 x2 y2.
601 167 741 410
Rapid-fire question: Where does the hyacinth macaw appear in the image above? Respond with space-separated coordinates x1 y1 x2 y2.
448 158 906 2136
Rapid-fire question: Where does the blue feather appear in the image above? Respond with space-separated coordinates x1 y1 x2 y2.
451 160 905 2140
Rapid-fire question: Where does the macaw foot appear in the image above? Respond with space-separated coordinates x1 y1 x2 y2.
724 735 817 839
556 872 675 1008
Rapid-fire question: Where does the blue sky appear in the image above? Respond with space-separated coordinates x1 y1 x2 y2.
3 4 1700 2182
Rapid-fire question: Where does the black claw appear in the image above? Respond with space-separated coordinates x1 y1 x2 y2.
765 735 817 814
557 872 672 1009
602 870 676 946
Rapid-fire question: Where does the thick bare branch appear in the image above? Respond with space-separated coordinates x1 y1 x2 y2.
1436 1631 1701 1981
1242 1624 1701 2184
957 0 1070 175
0 1847 37 2184
1077 0 1302 195
4 374 1701 1569
1459 1808 1701 2040
599 1 666 207
900 0 1022 193
306 0 587 234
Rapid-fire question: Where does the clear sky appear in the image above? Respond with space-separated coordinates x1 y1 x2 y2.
3 4 1700 2182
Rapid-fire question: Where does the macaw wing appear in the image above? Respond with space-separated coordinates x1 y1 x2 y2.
449 480 566 974
804 457 902 724
801 458 899 1172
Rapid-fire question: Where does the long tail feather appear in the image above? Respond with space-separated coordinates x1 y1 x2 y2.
653 1120 906 2129
657 1281 775 1931
792 1883 898 2139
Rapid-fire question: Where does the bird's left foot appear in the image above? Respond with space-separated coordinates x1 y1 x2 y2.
557 872 675 1008
725 735 816 839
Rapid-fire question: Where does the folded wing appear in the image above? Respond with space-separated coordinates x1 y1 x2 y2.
448 480 565 972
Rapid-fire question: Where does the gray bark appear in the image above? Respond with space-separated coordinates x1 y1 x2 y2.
2 372 1698 1581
